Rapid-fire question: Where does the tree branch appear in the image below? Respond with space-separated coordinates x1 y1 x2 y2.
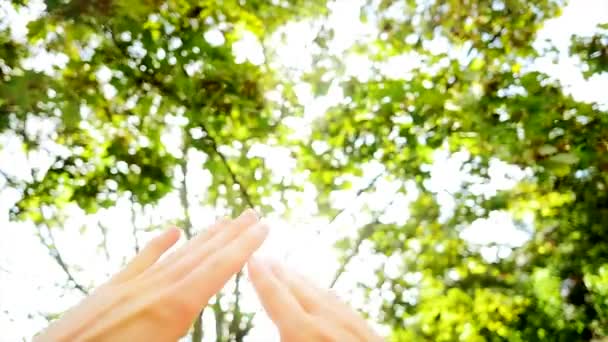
228 271 253 341
213 298 225 342
97 221 111 261
130 195 140 253
283 172 383 262
39 225 88 295
194 110 260 342
192 313 203 342
179 160 194 239
0 264 10 274
329 222 375 288
228 271 243 341
320 172 383 236
178 143 204 342
198 126 254 340
199 124 255 209
329 198 395 288
0 168 18 189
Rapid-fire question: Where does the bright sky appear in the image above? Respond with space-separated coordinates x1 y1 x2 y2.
0 0 607 341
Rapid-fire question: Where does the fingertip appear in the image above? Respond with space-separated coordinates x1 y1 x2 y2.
163 227 181 242
240 208 259 221
216 217 231 225
255 221 270 237
231 209 259 230
152 227 179 244
248 254 259 265
248 255 269 275
168 226 181 236
267 258 286 277
247 255 261 274
246 208 259 219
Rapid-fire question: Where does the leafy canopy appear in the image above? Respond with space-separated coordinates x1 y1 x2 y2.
1 0 607 341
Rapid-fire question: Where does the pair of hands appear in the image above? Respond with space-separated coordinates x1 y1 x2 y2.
35 210 382 341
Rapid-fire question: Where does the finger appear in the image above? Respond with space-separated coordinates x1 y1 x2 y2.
247 256 308 326
319 287 375 336
176 221 269 310
159 209 258 282
318 289 378 342
311 316 362 342
323 289 380 341
250 261 362 342
267 260 323 314
270 261 376 340
318 287 379 340
109 227 180 284
150 217 229 272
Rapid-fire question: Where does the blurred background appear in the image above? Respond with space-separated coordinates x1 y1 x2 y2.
1 0 607 341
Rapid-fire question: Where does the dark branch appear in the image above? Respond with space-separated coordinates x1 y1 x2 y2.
194 103 258 342
179 158 194 239
130 198 140 253
0 168 18 189
97 221 111 261
192 312 204 342
329 222 375 288
179 143 204 341
329 198 395 288
199 123 255 209
320 172 383 236
199 127 255 340
40 225 89 295
213 298 225 342
228 271 244 341
283 172 383 261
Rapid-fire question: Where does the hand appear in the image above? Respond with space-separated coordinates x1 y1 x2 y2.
35 209 267 342
248 257 384 342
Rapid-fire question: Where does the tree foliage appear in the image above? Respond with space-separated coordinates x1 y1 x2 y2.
298 1 608 340
1 0 607 341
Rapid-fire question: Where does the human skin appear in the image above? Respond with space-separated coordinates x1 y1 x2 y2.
248 256 384 342
33 208 382 341
34 209 266 341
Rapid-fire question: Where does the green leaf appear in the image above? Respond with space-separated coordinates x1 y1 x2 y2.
538 145 557 156
549 153 580 165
